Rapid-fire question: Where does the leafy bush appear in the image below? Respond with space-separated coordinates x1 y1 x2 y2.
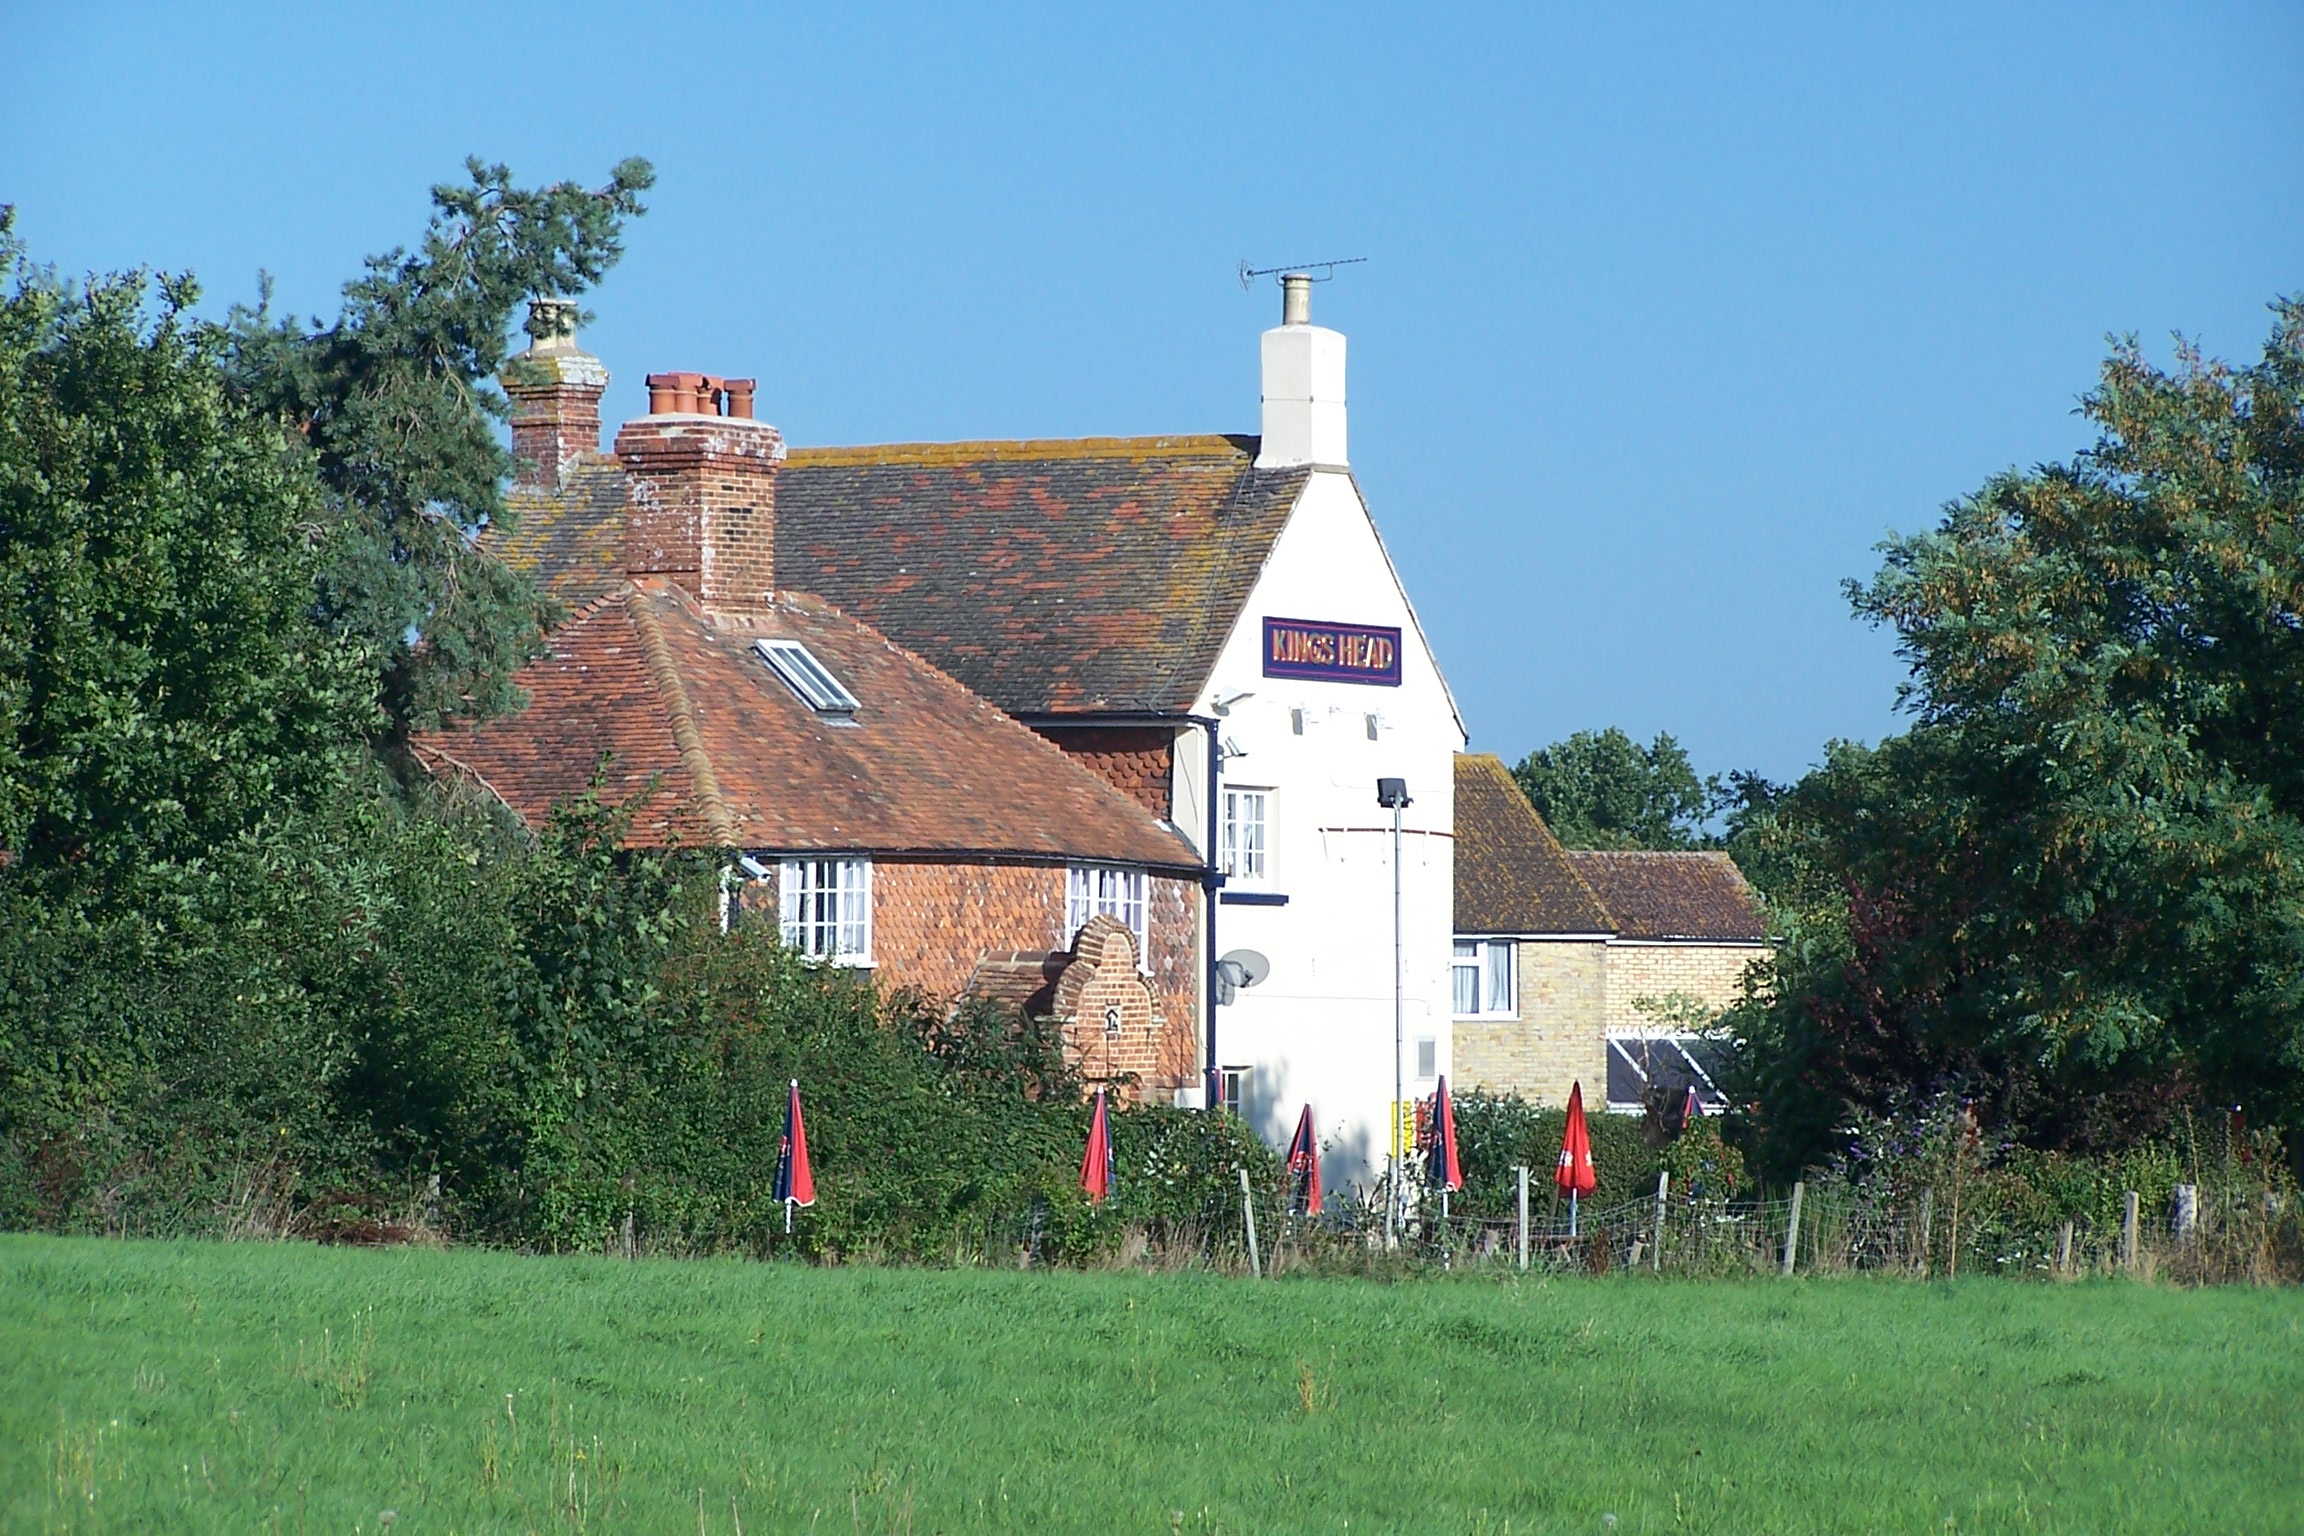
1446 1090 1661 1219
0 776 1271 1262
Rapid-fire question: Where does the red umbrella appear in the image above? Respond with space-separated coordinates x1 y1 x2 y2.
774 1078 815 1232
1682 1084 1704 1129
1079 1087 1114 1203
1427 1076 1463 1193
1556 1080 1597 1235
1286 1104 1322 1216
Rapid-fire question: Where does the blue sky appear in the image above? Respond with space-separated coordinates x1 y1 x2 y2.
5 3 2297 782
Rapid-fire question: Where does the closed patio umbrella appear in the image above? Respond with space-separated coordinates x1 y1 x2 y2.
1556 1080 1597 1237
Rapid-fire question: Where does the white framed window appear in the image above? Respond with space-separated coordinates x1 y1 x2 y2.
1219 1066 1251 1118
753 639 859 714
1452 939 1517 1018
780 857 872 964
1067 865 1148 957
1221 787 1270 885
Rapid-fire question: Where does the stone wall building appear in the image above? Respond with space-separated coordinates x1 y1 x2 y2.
1450 754 1770 1113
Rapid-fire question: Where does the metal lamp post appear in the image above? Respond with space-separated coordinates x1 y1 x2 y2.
1376 777 1411 1245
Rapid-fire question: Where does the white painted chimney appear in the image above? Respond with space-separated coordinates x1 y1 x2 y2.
1255 272 1347 469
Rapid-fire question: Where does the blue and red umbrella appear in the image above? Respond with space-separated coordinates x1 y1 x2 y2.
1079 1087 1114 1204
1286 1104 1322 1216
775 1078 815 1232
1427 1075 1462 1192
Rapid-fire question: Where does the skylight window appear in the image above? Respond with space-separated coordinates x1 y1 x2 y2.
753 639 859 714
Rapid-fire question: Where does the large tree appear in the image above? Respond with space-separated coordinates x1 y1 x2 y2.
1735 300 2304 1173
0 216 375 872
1511 727 1722 849
223 157 653 735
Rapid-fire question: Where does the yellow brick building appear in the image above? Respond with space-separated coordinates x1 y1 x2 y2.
1450 755 1769 1113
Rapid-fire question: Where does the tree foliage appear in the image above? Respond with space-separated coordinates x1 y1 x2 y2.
0 213 377 872
222 157 654 734
1511 727 1719 849
1733 301 2304 1175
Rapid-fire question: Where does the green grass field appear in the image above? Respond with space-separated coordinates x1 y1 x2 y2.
4 1236 2300 1534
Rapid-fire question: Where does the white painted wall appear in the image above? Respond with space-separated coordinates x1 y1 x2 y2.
1190 469 1465 1195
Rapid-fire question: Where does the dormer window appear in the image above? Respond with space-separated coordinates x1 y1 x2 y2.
753 639 858 714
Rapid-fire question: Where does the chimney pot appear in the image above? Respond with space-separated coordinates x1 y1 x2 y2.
615 380 786 613
1281 273 1312 326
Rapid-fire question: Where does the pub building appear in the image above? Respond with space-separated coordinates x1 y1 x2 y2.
438 274 1465 1193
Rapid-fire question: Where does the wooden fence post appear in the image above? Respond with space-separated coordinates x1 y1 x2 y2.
2121 1189 2139 1275
1652 1170 1670 1273
1238 1167 1262 1279
1781 1181 1804 1276
1515 1165 1529 1272
1916 1188 1934 1279
2057 1220 2074 1275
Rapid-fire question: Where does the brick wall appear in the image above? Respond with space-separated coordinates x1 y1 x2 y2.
1453 938 1608 1107
614 414 786 612
1452 937 1771 1109
1142 874 1201 1087
507 379 603 490
868 859 1202 1095
873 859 1066 999
1033 725 1176 818
1601 943 1766 1033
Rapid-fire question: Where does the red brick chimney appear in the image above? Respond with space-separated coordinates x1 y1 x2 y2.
614 372 784 612
502 298 609 489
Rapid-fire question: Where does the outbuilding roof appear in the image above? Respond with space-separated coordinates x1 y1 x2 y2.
412 579 1201 868
1453 754 1771 943
1566 851 1769 943
1452 754 1615 935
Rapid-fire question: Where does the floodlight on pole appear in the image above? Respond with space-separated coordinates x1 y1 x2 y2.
1375 777 1410 1243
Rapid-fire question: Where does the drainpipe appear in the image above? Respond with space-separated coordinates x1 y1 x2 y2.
1195 714 1224 1111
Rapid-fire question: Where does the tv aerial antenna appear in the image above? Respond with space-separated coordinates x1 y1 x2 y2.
1238 256 1366 291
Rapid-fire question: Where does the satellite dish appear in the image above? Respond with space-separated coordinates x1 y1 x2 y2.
1216 949 1271 993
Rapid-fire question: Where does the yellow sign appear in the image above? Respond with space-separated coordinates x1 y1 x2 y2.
1391 1100 1418 1159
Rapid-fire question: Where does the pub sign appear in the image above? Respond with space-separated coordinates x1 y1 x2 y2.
1261 616 1403 687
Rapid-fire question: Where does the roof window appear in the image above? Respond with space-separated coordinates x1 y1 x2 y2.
753 639 859 714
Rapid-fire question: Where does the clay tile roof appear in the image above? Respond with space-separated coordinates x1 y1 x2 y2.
489 458 629 609
413 580 1201 868
1453 754 1615 935
960 951 1067 1016
773 435 1310 715
1566 851 1768 942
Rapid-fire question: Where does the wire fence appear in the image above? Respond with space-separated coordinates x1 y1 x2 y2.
1369 1173 2303 1283
986 1163 2303 1283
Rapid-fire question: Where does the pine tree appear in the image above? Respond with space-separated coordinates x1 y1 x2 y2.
222 157 653 736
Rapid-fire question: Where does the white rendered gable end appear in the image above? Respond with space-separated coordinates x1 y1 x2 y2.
1195 470 1465 741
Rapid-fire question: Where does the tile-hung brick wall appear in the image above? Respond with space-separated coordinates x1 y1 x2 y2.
853 861 1202 1093
873 860 1066 1000
1034 726 1176 819
1602 943 1767 1034
1452 939 1610 1108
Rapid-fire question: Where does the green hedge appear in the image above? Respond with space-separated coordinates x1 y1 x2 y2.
0 784 1270 1260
